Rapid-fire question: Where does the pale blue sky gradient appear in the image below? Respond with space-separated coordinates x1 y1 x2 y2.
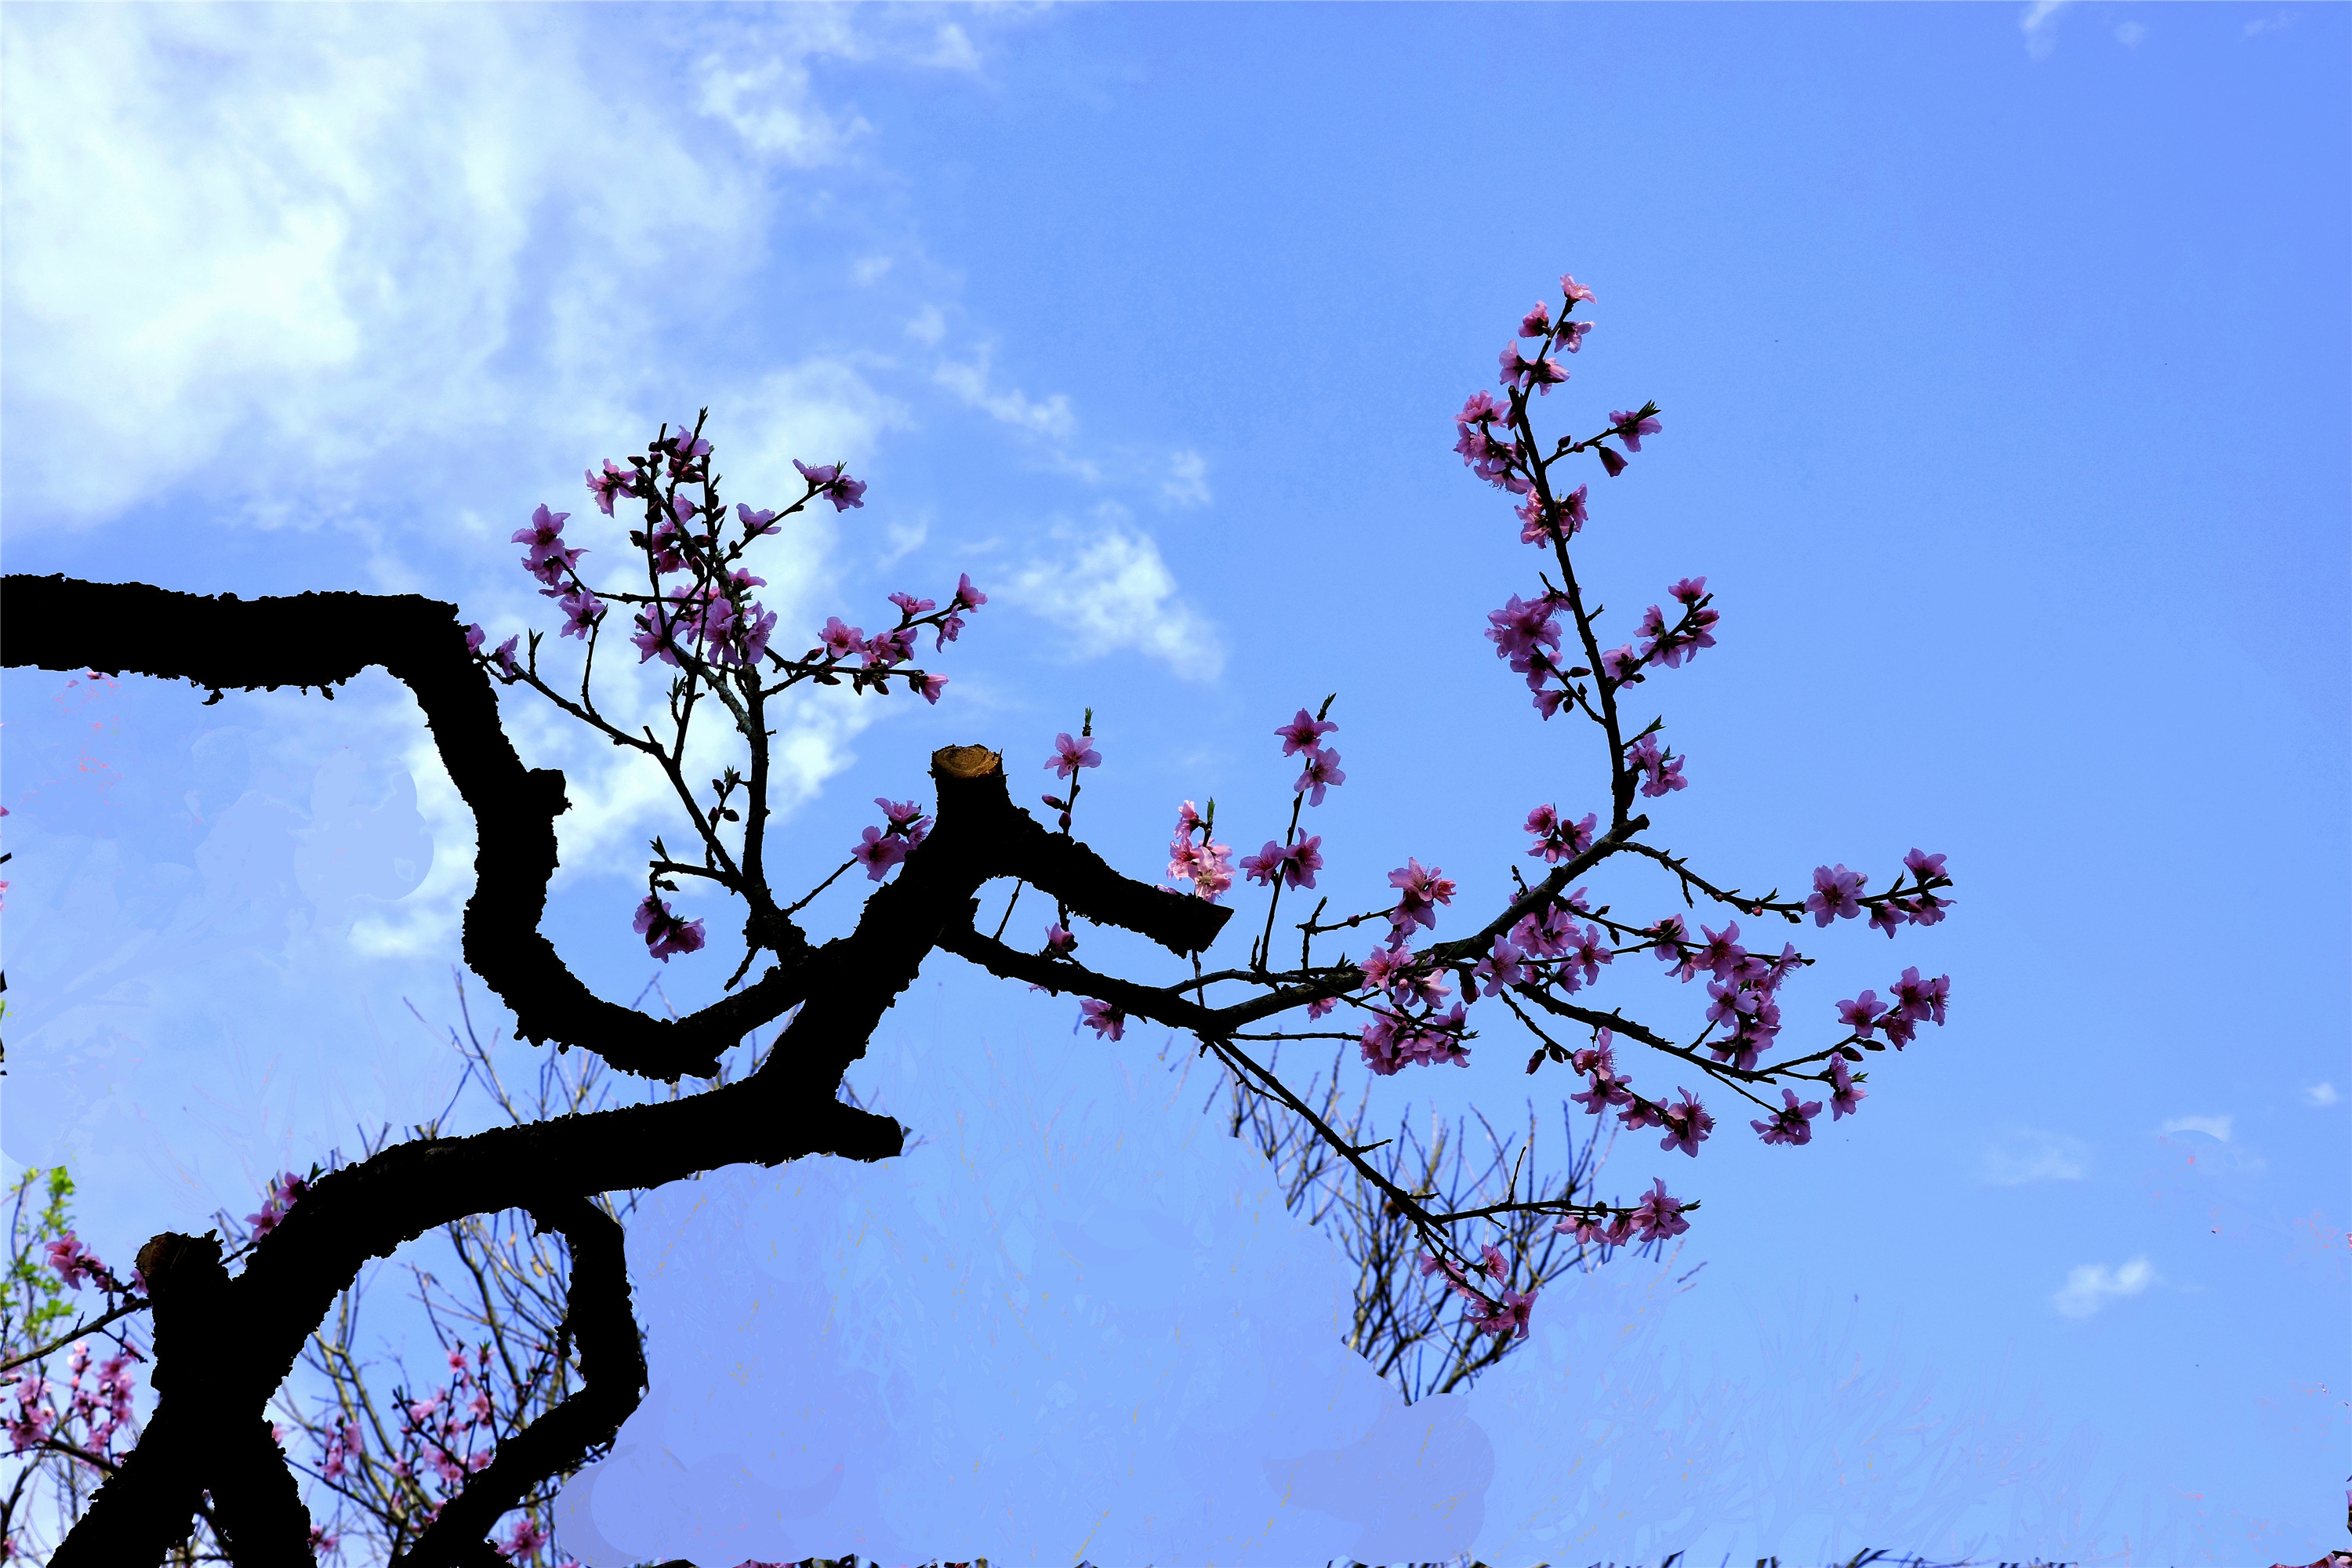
2 5 2345 1563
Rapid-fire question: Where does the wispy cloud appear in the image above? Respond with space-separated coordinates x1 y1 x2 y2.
2053 1256 2155 1319
1007 510 1224 681
2020 0 2069 60
1979 1127 2092 1185
2301 1082 2339 1108
1161 450 1212 509
691 10 985 167
2158 1114 2232 1141
934 348 1078 443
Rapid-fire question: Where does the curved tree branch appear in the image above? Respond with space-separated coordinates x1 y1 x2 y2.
394 1196 647 1568
1 574 793 1082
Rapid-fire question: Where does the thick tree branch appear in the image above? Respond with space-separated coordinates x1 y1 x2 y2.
1 574 801 1082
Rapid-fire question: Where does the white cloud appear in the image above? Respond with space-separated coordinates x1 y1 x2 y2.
903 304 947 346
920 21 982 73
1161 448 1212 509
2114 20 2145 46
1008 511 1225 681
1978 1127 2091 1185
2 5 774 524
2302 1082 2339 1108
2158 1114 2232 1141
2053 1256 2155 1319
932 348 1076 441
2020 0 2069 60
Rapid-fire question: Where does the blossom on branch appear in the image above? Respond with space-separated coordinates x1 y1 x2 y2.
632 894 706 963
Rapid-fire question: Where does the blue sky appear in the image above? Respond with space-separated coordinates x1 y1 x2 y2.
2 4 2345 1564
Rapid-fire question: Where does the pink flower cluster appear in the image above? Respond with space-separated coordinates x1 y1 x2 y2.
512 504 604 642
246 1172 309 1240
808 571 982 701
397 1342 498 1493
42 1229 122 1292
1523 804 1597 865
633 894 706 963
5 1341 140 1461
1418 1244 1538 1340
851 797 932 881
1835 964 1953 1051
1167 800 1233 901
1553 1178 1693 1251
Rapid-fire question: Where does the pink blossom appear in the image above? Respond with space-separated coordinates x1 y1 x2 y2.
1631 1178 1690 1241
1386 858 1456 938
553 589 605 641
1078 999 1125 1041
1518 483 1588 546
1751 1087 1824 1146
1044 924 1076 957
632 895 706 963
737 502 781 538
586 460 638 516
1475 1287 1537 1340
793 459 867 510
1609 408 1663 452
1829 1055 1867 1120
1658 1090 1714 1157
1276 708 1338 756
1471 938 1526 1000
1806 864 1866 926
1891 966 1950 1025
1625 735 1687 798
1523 804 1597 865
1559 274 1596 305
818 616 864 659
511 505 572 572
1045 731 1102 780
874 797 931 847
245 1174 308 1240
1836 989 1885 1040
851 826 909 881
1294 749 1345 805
493 635 521 677
1595 445 1628 478
45 1232 99 1290
1457 389 1510 426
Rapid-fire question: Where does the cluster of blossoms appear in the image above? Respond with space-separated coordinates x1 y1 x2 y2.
807 570 984 700
1236 708 1345 893
1167 800 1233 901
1552 1177 1693 1250
5 1213 147 1527
472 418 996 967
245 1171 309 1239
851 797 932 881
1417 1243 1537 1341
394 1342 499 1495
633 893 706 963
